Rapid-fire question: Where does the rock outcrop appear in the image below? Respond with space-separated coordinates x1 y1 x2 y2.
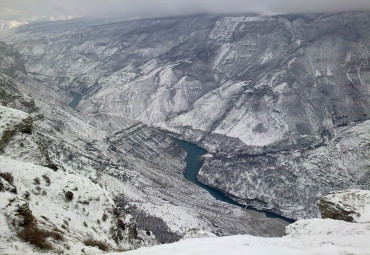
318 189 370 223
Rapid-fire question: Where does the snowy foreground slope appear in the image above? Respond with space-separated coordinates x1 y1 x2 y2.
117 191 370 255
0 156 157 254
0 105 157 254
116 219 370 255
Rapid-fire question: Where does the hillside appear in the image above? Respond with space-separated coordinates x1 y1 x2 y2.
3 12 369 219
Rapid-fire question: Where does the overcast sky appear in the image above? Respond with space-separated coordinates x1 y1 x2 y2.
1 0 370 21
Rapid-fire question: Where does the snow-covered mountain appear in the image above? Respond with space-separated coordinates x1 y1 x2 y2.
0 27 287 254
0 11 369 254
3 11 369 220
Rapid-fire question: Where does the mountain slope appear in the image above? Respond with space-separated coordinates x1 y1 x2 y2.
0 35 287 250
5 12 369 219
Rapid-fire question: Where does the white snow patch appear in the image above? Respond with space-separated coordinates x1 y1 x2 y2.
261 51 273 64
326 67 334 77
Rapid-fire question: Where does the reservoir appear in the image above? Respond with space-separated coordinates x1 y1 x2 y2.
176 139 293 223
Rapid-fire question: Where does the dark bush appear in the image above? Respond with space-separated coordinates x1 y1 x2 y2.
0 172 14 184
17 225 53 250
33 177 40 185
47 163 58 171
16 203 35 227
16 203 63 250
102 213 108 222
23 191 30 200
117 219 125 230
42 174 51 186
65 191 73 201
83 239 109 251
10 186 17 194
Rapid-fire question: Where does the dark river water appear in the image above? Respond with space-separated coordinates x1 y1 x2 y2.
69 91 82 109
176 139 293 223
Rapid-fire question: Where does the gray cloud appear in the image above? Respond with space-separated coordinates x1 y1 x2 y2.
1 0 370 20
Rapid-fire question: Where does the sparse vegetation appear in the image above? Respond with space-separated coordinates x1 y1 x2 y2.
0 172 16 193
0 172 14 184
102 213 108 222
33 177 40 185
16 202 63 250
23 191 30 200
48 163 58 171
36 139 58 171
42 174 51 186
130 205 181 243
65 191 73 201
83 238 109 251
0 117 33 150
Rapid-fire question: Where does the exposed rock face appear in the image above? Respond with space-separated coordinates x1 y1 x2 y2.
318 189 370 223
2 12 370 220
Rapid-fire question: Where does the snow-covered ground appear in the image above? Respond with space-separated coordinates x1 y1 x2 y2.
115 219 370 255
0 155 157 254
0 105 29 136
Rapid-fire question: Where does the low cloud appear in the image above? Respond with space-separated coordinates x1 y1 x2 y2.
0 0 369 21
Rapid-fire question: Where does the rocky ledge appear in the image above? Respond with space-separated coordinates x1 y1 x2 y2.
318 189 370 223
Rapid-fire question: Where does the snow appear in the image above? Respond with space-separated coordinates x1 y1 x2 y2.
326 67 334 77
0 155 156 254
261 51 273 64
210 16 266 40
113 218 370 255
0 105 29 136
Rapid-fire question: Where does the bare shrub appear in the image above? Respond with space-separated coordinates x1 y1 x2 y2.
42 174 51 186
33 177 40 185
16 203 63 250
65 191 73 201
0 172 14 184
83 239 109 251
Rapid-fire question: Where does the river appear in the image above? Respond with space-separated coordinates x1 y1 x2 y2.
69 91 82 109
176 139 293 223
